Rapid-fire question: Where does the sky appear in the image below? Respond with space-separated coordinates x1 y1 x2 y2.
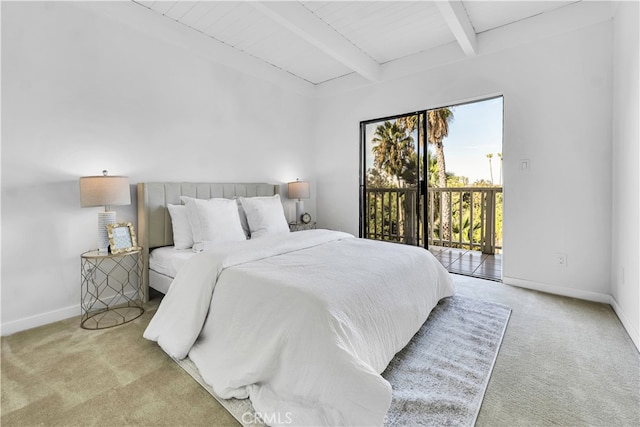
439 96 503 184
365 96 503 185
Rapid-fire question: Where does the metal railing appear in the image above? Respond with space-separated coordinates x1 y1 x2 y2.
363 186 502 254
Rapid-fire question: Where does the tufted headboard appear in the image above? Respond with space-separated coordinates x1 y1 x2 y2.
137 182 280 300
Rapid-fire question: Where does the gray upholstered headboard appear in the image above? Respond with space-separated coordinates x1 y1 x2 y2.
137 182 280 300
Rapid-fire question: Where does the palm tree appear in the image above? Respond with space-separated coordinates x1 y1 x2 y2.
427 108 454 243
497 152 503 185
486 153 494 185
397 110 454 243
371 120 415 241
397 114 422 151
396 110 453 189
427 109 453 188
371 121 415 187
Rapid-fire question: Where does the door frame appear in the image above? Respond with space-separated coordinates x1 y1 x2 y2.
359 94 504 251
359 110 427 248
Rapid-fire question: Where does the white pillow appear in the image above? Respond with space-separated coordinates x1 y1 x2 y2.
181 196 246 246
167 204 194 250
239 194 290 239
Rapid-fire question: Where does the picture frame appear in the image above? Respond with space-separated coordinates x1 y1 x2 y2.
107 222 138 254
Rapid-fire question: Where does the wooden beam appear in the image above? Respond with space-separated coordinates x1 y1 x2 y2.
436 0 477 56
251 1 382 82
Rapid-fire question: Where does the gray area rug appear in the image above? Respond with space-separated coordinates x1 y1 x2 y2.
175 294 511 426
383 294 511 426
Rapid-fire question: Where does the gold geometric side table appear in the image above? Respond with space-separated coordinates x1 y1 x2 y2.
80 248 144 329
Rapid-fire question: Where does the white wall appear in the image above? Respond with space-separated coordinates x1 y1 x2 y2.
611 1 639 349
2 2 636 342
314 22 614 301
1 2 316 334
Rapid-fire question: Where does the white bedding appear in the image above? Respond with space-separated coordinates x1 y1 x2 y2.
144 230 454 426
148 246 195 278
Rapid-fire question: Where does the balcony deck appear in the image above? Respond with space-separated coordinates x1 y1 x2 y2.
363 186 503 281
429 246 502 282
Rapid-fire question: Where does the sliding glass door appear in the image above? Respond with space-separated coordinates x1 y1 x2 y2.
360 97 504 262
360 112 426 247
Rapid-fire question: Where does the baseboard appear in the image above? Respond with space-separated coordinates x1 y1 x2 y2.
1 290 141 336
502 276 612 303
609 297 640 352
503 276 639 352
1 304 79 336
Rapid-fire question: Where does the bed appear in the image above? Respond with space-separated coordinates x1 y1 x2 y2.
137 182 281 297
138 182 455 426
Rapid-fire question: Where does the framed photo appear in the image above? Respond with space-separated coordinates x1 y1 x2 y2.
107 222 138 254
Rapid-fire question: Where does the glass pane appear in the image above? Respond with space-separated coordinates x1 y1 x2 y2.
362 114 422 246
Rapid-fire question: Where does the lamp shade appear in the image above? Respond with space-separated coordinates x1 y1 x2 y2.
288 180 310 200
79 175 131 208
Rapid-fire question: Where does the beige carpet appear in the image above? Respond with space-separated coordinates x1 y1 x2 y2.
455 275 640 426
1 301 238 426
2 275 639 426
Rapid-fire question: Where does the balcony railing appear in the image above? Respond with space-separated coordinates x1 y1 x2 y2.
363 186 502 254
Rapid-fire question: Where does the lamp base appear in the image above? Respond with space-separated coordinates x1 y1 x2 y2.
98 211 116 253
295 200 304 223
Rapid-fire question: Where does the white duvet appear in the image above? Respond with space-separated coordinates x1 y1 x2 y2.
144 229 454 426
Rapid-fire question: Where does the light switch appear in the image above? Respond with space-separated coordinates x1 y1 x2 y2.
520 159 530 171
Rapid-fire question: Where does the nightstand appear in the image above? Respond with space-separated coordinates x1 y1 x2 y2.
289 221 317 232
80 248 144 329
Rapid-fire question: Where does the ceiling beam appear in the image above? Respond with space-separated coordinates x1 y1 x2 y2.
250 1 382 82
435 1 477 56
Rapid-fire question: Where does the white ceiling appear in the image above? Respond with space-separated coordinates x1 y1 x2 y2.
130 1 609 89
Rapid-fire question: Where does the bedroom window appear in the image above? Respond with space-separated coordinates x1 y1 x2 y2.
360 96 504 258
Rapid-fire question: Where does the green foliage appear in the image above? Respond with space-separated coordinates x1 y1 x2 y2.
427 188 503 251
366 185 503 252
366 167 393 188
364 112 502 252
446 173 469 187
370 121 415 187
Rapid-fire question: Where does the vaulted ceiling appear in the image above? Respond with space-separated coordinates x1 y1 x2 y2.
123 1 614 96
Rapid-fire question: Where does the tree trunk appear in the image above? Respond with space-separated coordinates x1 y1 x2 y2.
434 141 450 243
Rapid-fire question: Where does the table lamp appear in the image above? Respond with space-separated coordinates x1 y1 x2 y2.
80 170 131 253
288 179 310 223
